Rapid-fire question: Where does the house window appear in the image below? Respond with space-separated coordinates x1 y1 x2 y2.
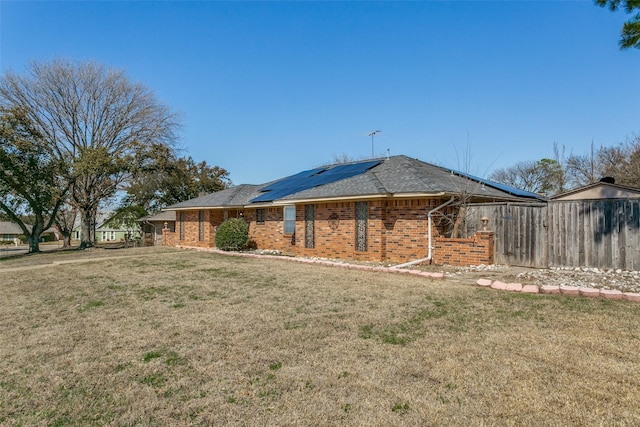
256 208 265 225
284 206 296 234
355 202 368 252
110 231 115 241
198 210 205 241
305 205 314 249
102 231 107 241
179 212 185 240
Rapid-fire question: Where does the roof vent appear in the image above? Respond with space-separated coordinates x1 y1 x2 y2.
599 176 615 184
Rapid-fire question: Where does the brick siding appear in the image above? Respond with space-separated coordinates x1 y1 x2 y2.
432 231 495 266
164 200 495 266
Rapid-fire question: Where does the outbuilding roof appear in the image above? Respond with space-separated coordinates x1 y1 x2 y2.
551 181 640 201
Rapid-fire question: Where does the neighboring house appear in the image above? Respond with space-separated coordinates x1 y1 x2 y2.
72 212 141 243
0 221 25 242
137 210 176 246
162 155 543 265
0 221 57 243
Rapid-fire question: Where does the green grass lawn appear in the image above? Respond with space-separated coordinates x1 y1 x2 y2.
1 248 639 425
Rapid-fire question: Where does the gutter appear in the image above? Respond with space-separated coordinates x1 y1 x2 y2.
267 192 446 206
391 196 456 269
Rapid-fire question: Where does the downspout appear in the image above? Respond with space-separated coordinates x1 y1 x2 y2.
391 196 456 268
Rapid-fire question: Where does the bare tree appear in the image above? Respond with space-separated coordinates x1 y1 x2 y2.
565 136 640 189
0 59 180 247
489 160 547 194
565 141 602 188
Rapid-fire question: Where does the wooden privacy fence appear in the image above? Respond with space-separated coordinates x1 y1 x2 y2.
465 200 640 271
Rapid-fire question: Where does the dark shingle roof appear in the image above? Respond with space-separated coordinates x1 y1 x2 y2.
276 155 544 202
164 184 263 210
163 155 544 210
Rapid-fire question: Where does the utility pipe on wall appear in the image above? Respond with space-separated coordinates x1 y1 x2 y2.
391 196 456 268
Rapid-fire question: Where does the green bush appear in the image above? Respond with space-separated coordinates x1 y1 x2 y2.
215 218 249 251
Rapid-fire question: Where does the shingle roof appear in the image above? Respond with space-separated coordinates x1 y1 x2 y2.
0 221 56 235
137 210 176 222
275 155 543 202
0 221 27 235
163 155 544 210
164 184 263 210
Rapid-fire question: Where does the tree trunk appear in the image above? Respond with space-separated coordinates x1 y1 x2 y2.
452 205 468 239
28 232 40 254
62 233 72 248
55 207 77 249
79 208 95 248
28 218 45 254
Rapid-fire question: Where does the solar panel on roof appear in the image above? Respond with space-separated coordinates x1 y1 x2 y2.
251 160 382 203
259 167 327 192
446 168 545 200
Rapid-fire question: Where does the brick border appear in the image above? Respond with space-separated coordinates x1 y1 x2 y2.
475 278 640 303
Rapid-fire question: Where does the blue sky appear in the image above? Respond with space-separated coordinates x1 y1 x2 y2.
1 1 639 185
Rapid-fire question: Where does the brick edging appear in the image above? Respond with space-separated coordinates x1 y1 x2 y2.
476 278 640 303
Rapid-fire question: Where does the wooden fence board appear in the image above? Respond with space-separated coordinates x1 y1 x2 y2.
467 199 640 270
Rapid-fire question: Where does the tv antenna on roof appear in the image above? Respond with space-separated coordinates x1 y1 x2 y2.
368 130 381 158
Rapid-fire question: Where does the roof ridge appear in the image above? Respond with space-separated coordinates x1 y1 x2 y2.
401 157 435 188
368 169 388 194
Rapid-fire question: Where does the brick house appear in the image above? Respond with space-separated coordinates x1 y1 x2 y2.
162 155 543 265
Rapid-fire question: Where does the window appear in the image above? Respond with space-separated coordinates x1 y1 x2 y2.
355 202 368 252
179 212 185 240
110 231 115 241
305 205 314 248
101 231 107 241
284 206 296 234
198 210 205 241
256 208 265 225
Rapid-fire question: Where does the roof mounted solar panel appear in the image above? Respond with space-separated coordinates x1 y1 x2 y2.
251 160 382 203
446 168 546 200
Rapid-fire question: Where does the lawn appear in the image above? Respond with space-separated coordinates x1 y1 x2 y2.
1 247 639 425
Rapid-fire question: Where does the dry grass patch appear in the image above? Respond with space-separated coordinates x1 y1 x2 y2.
1 248 640 425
